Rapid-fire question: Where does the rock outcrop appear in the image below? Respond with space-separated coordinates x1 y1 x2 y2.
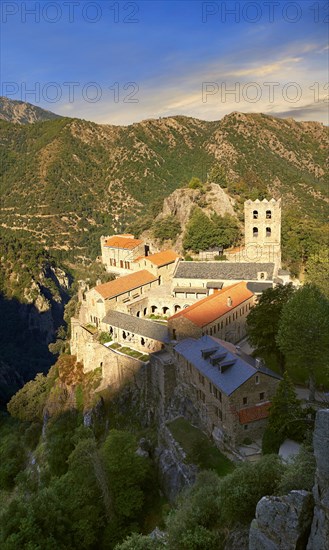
307 409 329 550
249 409 329 550
249 491 314 550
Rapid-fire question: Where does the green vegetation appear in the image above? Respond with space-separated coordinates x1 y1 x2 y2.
153 215 181 242
277 284 329 398
163 455 283 549
305 248 329 299
262 373 309 454
168 417 233 476
247 284 295 372
183 207 240 252
188 176 204 190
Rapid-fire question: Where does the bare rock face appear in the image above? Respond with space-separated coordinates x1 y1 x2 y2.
160 183 236 227
307 409 329 550
249 491 314 550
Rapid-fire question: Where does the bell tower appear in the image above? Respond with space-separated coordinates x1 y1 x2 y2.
244 198 281 268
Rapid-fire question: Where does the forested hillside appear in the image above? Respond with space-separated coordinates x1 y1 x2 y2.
0 111 328 264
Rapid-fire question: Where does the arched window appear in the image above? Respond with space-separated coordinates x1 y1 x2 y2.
151 305 158 313
143 307 148 316
266 210 272 219
253 210 258 219
136 311 140 317
174 305 181 313
266 227 271 237
162 306 169 315
253 227 258 237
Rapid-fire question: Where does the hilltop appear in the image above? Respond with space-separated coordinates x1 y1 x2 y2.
0 96 62 124
0 110 328 264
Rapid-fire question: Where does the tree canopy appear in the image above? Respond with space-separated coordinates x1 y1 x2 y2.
183 207 240 252
277 284 329 399
246 284 295 371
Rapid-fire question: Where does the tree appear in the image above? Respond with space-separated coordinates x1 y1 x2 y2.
166 470 222 550
246 284 295 372
183 208 239 252
153 215 181 242
305 249 329 299
277 284 329 400
262 373 306 453
278 444 316 494
7 373 50 422
218 455 284 525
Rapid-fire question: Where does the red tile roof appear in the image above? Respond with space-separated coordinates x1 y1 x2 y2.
137 250 179 267
169 282 254 327
104 235 143 249
238 402 271 424
95 270 158 299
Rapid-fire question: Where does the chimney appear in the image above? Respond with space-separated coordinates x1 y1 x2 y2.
227 296 232 307
255 358 262 369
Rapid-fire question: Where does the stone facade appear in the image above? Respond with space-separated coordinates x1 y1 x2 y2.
174 341 280 448
244 198 281 268
168 294 254 344
100 234 147 274
70 318 142 387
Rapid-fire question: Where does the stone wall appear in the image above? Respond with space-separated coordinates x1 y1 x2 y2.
70 318 142 390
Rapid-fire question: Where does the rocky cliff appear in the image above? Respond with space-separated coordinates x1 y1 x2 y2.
249 409 329 550
0 265 71 407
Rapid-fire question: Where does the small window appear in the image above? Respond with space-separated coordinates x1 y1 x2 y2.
259 392 265 401
260 272 265 279
266 227 271 237
243 397 248 405
253 210 258 219
253 227 258 237
244 425 248 430
255 375 259 385
266 210 272 219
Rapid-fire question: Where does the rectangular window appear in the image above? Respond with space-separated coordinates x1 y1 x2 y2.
198 373 205 385
259 392 265 401
209 382 212 393
244 425 248 430
255 375 259 385
215 406 222 420
243 397 248 405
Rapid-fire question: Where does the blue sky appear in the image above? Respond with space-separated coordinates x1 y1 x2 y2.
1 0 328 124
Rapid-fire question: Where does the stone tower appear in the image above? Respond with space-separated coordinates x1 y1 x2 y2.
244 198 281 268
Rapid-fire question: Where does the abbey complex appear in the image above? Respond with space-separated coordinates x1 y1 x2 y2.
70 198 290 454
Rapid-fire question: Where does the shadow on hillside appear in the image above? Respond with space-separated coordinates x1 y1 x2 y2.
0 293 64 409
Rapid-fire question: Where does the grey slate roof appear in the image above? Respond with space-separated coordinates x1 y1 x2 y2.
174 261 275 281
103 310 169 343
174 335 280 396
246 282 273 293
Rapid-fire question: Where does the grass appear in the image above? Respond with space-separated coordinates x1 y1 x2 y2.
108 342 149 362
167 417 234 476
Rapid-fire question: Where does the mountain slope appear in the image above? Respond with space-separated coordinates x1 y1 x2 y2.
0 96 62 124
0 111 328 262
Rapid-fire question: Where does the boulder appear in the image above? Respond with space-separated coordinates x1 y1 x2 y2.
249 490 314 550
